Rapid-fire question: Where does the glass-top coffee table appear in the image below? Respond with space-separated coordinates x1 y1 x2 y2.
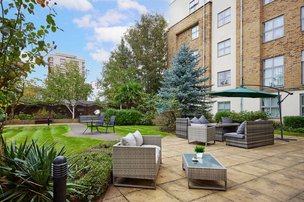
182 153 227 190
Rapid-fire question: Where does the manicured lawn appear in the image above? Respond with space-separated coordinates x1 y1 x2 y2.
96 125 173 137
2 125 102 154
274 129 304 137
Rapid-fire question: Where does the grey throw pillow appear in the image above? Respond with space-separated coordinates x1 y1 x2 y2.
191 117 201 124
236 121 246 134
222 117 233 123
199 115 209 124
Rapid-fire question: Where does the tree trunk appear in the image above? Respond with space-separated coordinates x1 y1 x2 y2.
72 105 75 119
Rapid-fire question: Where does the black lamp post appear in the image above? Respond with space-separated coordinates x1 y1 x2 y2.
52 156 68 202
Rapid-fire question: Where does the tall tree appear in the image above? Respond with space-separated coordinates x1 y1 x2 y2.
98 39 138 106
158 44 212 117
125 13 167 95
44 62 92 119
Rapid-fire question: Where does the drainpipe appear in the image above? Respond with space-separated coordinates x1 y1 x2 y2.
202 0 205 68
240 0 244 111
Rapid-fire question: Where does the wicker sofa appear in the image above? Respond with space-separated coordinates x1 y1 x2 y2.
112 135 161 189
188 125 216 146
224 121 274 149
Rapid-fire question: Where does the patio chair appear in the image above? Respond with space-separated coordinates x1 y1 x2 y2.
102 115 116 133
92 116 105 132
188 125 216 146
112 135 161 189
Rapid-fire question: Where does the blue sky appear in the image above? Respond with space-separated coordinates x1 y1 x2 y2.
29 0 169 83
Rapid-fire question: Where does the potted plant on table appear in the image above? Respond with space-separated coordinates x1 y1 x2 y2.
194 145 205 159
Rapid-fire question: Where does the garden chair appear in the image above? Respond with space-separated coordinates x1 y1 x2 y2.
102 115 116 133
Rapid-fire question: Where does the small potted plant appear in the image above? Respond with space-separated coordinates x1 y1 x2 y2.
194 145 205 159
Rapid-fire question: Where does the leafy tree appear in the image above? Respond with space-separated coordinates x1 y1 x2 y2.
114 82 145 109
98 39 137 106
44 62 92 119
158 44 212 117
125 13 167 94
21 78 45 105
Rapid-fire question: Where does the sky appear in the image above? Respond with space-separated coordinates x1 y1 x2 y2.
29 0 169 84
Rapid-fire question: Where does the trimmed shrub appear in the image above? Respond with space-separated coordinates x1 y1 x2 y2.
16 113 35 120
272 121 281 129
54 113 69 119
104 109 144 125
284 127 304 133
69 142 115 201
215 111 268 123
284 116 304 129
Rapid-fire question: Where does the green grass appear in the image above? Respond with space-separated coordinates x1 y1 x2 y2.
275 130 304 137
2 125 102 155
93 125 173 137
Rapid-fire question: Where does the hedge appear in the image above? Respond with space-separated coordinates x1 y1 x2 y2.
215 111 268 123
284 116 304 128
104 109 144 125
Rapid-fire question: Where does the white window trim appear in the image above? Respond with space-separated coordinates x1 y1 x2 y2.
218 101 231 112
217 39 231 57
301 7 304 31
261 97 279 118
300 94 304 116
189 0 199 13
217 7 231 28
263 15 284 42
192 25 199 40
263 55 284 87
263 0 274 5
217 70 231 87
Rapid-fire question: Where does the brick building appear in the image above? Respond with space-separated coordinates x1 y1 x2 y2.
167 0 304 118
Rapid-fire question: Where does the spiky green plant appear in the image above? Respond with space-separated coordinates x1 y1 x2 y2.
0 135 81 201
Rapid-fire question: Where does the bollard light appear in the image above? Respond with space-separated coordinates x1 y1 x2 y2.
52 156 67 202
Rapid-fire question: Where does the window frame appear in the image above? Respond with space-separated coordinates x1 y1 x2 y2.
217 7 231 28
263 55 284 87
191 24 199 40
189 0 199 13
263 15 284 42
217 38 231 57
261 97 280 118
300 94 304 116
302 50 304 84
218 101 231 112
301 7 304 32
217 70 231 87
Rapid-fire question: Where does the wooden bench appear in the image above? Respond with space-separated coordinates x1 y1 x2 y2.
35 116 53 125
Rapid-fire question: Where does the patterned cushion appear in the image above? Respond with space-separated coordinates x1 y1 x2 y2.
224 132 245 139
121 133 137 146
236 121 246 134
133 130 143 146
199 115 210 124
222 117 233 123
191 117 201 124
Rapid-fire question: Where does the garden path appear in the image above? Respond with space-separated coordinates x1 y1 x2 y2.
103 135 304 202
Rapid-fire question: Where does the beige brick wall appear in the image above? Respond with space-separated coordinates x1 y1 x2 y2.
237 0 304 91
167 2 212 85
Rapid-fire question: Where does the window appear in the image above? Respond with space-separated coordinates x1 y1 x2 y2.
192 25 199 40
302 50 304 84
301 94 304 116
218 7 231 27
218 101 231 112
263 0 274 5
218 70 231 87
261 97 279 118
263 56 284 87
301 6 304 31
189 0 199 13
192 50 199 64
263 15 284 42
217 39 231 57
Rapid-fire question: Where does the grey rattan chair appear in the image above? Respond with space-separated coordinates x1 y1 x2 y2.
188 125 216 146
112 135 161 189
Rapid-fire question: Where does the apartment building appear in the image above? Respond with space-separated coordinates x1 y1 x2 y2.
48 53 85 76
167 0 304 118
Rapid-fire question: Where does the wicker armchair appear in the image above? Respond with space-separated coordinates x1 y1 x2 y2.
112 135 161 189
176 118 189 139
224 121 274 149
188 125 216 146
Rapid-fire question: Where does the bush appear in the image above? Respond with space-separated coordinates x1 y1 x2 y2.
214 111 268 123
69 142 115 201
0 137 72 201
284 116 304 129
284 127 304 133
272 121 281 129
16 113 35 120
54 113 69 119
153 111 177 132
104 109 144 125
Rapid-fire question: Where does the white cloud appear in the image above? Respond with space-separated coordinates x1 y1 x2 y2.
94 26 128 43
73 15 96 28
55 0 93 11
118 0 147 14
98 9 127 26
85 42 96 50
90 48 111 63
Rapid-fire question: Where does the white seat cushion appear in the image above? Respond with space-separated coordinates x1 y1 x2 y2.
133 130 143 146
141 145 161 163
121 133 137 146
190 123 207 127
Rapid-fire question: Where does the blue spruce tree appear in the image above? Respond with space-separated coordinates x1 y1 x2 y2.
158 44 212 117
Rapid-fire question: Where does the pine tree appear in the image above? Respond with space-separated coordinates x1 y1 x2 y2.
158 44 212 117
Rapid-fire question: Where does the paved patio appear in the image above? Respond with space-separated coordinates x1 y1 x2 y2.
103 135 304 202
